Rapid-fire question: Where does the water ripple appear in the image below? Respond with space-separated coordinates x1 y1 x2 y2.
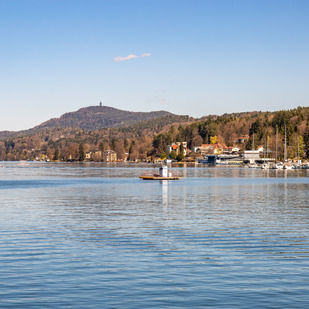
0 164 308 308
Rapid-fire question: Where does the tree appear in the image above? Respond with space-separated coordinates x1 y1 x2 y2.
210 136 217 144
129 146 139 161
5 140 15 153
192 135 203 147
114 140 125 161
129 140 136 154
293 134 305 160
67 143 79 161
53 148 59 161
99 142 105 160
198 120 218 144
152 134 166 154
123 138 129 150
78 143 85 161
176 143 185 161
159 151 167 159
245 135 259 150
110 138 116 151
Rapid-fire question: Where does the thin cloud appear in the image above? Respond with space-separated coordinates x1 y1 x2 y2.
114 53 151 62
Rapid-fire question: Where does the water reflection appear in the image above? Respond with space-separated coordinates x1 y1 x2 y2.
161 181 168 205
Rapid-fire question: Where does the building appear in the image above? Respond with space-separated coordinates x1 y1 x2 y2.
193 143 228 155
243 150 260 164
224 146 240 154
192 144 209 153
238 135 249 144
103 150 117 162
85 151 102 161
167 142 187 156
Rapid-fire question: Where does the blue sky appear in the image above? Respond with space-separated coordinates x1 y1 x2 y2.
0 0 308 131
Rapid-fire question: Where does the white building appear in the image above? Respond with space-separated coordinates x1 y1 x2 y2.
243 150 260 164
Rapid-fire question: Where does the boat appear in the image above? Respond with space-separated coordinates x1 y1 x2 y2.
302 161 309 169
272 162 284 169
17 161 30 166
283 163 293 170
164 159 172 164
261 163 270 169
140 165 182 180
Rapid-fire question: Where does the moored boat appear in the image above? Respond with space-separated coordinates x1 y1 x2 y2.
17 161 30 166
261 163 270 169
140 165 182 180
283 164 293 170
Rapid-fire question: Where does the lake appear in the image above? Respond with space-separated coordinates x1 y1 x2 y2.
0 162 308 308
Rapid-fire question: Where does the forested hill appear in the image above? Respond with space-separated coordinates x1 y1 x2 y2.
33 106 175 131
0 106 308 162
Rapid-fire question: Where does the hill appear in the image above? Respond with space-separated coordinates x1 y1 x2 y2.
0 106 308 162
34 106 174 131
120 114 194 136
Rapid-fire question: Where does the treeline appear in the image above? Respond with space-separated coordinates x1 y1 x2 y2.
0 126 154 161
120 115 193 136
0 107 308 161
152 107 309 160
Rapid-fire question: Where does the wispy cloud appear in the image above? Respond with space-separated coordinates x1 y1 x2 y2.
114 53 151 62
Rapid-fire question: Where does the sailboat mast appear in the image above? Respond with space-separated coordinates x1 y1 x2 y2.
266 135 269 158
297 134 299 162
275 127 278 164
284 125 287 162
252 133 255 151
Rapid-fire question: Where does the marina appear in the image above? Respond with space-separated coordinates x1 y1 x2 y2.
198 154 309 169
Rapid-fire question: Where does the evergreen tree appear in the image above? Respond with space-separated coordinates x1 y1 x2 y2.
79 143 85 161
124 138 129 150
110 138 116 151
129 140 136 154
169 150 177 160
99 142 104 153
176 143 185 161
53 148 59 161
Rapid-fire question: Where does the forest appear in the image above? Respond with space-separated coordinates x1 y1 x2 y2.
0 107 308 162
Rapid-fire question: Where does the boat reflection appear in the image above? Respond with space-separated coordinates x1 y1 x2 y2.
161 180 168 205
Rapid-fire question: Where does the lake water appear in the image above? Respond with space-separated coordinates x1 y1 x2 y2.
0 162 309 308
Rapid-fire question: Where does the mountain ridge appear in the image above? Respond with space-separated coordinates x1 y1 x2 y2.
0 105 183 138
34 105 175 131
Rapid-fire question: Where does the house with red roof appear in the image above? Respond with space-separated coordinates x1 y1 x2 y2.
167 142 187 156
237 135 249 144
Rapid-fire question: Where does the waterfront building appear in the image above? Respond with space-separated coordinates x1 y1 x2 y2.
243 150 260 164
192 143 228 155
103 150 117 162
167 142 187 156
